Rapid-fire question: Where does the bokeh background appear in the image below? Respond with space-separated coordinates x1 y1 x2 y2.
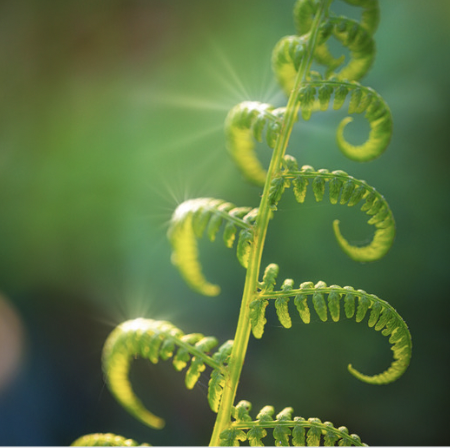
0 0 449 445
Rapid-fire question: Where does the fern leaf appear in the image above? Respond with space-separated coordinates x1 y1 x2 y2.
185 335 217 389
242 405 274 446
355 294 370 322
269 176 291 210
291 165 314 202
294 282 313 324
272 34 309 100
292 417 307 446
225 101 285 186
344 286 356 318
247 426 268 447
223 221 237 248
323 421 340 446
249 298 269 339
168 198 256 296
71 433 149 447
234 400 253 423
306 418 323 446
293 1 344 80
208 369 226 414
102 318 226 429
333 216 395 263
261 282 412 385
236 228 254 269
172 332 203 371
293 0 318 36
260 263 279 292
337 427 351 447
208 340 233 412
276 279 295 328
312 281 328 322
339 0 380 35
274 408 294 446
269 75 393 163
308 80 393 161
312 169 328 201
249 263 281 338
282 165 395 262
282 154 299 172
229 403 366 446
318 17 375 81
219 428 248 447
212 338 234 364
328 172 345 204
256 405 275 422
328 287 341 322
274 15 375 97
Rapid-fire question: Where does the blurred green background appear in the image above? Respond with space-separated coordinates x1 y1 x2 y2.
0 0 449 445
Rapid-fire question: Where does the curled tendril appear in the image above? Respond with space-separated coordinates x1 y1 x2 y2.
341 0 380 34
253 270 412 385
291 0 378 84
316 17 375 81
296 79 392 162
274 161 396 262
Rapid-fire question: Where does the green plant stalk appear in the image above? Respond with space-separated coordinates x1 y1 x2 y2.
71 1 412 445
209 2 331 445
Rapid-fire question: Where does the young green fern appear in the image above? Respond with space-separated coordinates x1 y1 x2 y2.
73 0 411 446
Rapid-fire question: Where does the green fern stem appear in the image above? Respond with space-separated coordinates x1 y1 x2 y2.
209 1 332 445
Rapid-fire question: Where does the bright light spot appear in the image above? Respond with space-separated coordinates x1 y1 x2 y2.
120 318 150 333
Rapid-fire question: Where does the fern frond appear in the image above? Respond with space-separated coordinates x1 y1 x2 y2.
271 35 310 101
102 318 231 429
208 340 234 413
274 18 375 97
277 163 395 262
294 0 379 37
168 198 257 296
225 401 366 446
292 0 378 83
317 16 375 81
259 282 412 385
308 79 392 161
71 433 149 446
339 0 380 35
225 101 285 186
276 76 393 161
260 263 280 292
249 263 280 338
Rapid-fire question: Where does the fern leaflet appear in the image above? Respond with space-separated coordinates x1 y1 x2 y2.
102 318 232 429
220 400 366 446
301 78 392 162
294 0 380 37
71 433 149 447
273 159 396 262
224 80 392 186
249 268 412 385
225 101 285 186
168 198 258 296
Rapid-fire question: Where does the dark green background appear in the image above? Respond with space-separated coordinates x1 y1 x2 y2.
0 0 449 445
